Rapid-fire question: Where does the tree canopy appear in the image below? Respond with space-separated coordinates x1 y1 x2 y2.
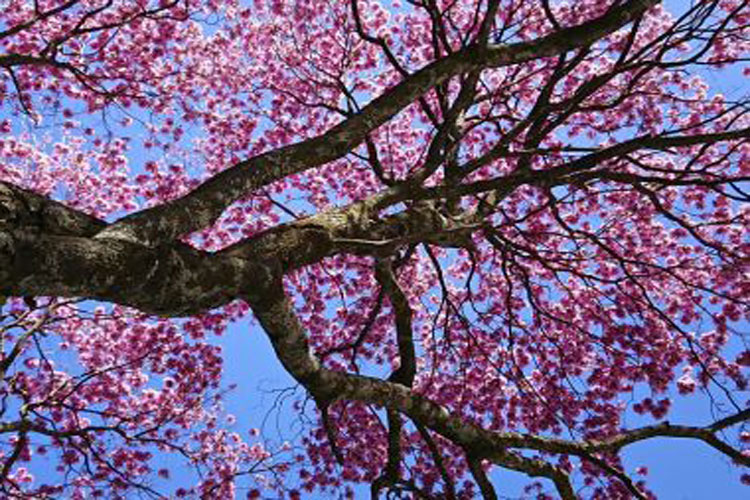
1 0 750 498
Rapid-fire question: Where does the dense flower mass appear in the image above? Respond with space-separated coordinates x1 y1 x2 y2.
0 298 278 498
1 0 750 498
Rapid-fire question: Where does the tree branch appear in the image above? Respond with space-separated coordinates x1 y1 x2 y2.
94 0 658 247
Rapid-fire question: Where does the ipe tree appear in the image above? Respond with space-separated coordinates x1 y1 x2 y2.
1 0 750 498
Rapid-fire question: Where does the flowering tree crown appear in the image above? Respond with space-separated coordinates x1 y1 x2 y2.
1 0 750 498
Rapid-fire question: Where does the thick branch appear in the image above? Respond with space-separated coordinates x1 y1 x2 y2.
467 455 498 500
0 182 104 237
246 282 584 494
0 231 270 316
95 0 658 247
0 181 480 314
375 259 416 386
246 281 750 494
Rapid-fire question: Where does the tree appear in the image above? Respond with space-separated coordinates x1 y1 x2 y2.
1 0 750 497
